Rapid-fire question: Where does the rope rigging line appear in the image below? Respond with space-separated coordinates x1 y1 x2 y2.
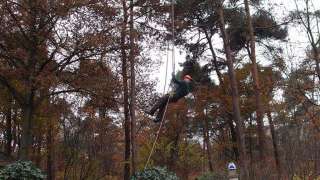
163 42 170 93
144 94 171 170
144 0 176 170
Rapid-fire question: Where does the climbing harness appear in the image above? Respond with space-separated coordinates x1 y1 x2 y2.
144 0 176 170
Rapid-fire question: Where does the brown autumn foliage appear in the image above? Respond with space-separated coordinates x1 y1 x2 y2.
0 0 319 180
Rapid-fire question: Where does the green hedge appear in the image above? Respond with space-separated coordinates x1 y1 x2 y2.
131 167 179 180
0 161 46 180
196 172 227 180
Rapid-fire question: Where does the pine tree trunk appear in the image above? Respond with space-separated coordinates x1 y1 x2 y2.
312 46 320 82
244 0 267 163
227 116 240 159
203 87 214 172
121 0 131 179
20 97 34 160
216 3 249 178
129 0 137 174
267 109 282 179
169 133 180 171
47 119 55 180
12 106 18 153
203 116 214 172
34 135 42 166
5 95 13 156
204 28 239 161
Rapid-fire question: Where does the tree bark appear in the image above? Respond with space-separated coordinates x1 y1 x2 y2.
312 46 320 82
227 116 240 159
169 133 180 171
204 28 239 160
47 118 55 180
215 2 249 178
121 0 131 179
129 0 137 174
267 109 282 179
12 106 18 153
5 94 13 156
20 95 34 160
203 87 214 172
244 0 267 162
203 115 214 172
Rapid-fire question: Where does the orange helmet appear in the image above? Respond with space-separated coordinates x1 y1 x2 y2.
183 75 193 81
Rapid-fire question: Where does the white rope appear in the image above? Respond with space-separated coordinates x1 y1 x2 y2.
144 95 171 170
163 43 170 93
144 0 176 170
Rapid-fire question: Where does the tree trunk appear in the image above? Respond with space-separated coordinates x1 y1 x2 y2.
244 0 267 162
129 0 137 174
20 100 34 160
34 135 42 166
203 116 214 172
204 30 224 87
204 28 239 161
5 95 13 156
121 0 131 179
227 116 240 159
312 46 320 82
12 105 18 153
248 114 254 177
267 109 282 179
47 119 55 180
169 133 180 171
216 3 249 178
168 113 182 171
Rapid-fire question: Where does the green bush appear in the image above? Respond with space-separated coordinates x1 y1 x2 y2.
0 161 46 180
131 166 179 180
196 172 226 180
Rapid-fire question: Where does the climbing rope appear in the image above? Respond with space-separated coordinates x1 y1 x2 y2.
163 42 170 93
144 0 176 170
144 94 171 170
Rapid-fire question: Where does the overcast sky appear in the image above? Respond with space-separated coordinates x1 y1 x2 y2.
152 0 320 93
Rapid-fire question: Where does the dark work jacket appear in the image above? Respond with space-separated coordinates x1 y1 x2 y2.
171 76 191 101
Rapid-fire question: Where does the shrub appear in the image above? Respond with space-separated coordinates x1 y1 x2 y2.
0 161 46 180
196 172 227 180
131 166 179 180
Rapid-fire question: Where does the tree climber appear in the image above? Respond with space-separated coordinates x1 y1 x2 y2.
147 73 193 122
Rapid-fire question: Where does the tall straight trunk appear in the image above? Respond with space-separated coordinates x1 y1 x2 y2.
121 0 131 179
312 46 320 82
244 0 267 161
204 30 224 88
129 0 136 174
203 116 214 172
20 92 34 160
203 87 214 172
169 133 180 171
47 112 55 180
169 113 182 171
34 135 42 166
248 114 254 176
267 109 282 179
204 29 239 160
227 116 239 159
216 3 249 178
12 106 18 152
5 95 13 156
